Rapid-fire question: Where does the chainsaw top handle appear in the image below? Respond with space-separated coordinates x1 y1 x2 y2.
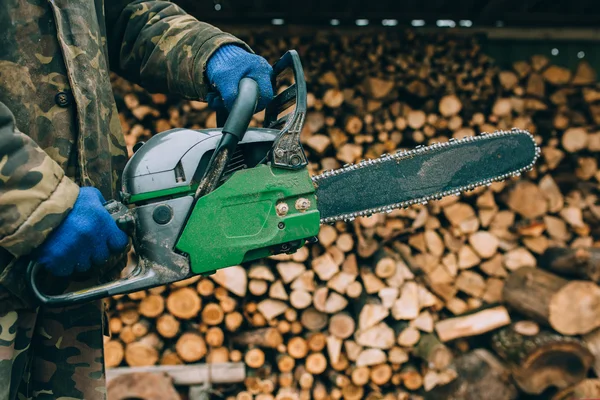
193 76 259 199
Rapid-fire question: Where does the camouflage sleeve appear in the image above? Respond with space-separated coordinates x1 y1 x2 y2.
0 101 80 258
105 0 253 100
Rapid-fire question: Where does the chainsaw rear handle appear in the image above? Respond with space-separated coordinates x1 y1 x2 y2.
26 198 165 307
27 257 160 307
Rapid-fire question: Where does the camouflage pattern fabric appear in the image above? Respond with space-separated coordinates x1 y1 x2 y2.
0 0 252 398
0 299 106 400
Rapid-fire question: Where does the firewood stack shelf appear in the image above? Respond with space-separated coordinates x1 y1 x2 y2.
105 29 600 400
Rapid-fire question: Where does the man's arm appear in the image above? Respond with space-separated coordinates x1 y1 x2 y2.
105 0 253 101
0 101 79 258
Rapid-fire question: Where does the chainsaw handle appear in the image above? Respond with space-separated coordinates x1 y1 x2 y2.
195 78 259 199
216 77 260 133
25 200 160 307
221 77 260 140
26 259 161 307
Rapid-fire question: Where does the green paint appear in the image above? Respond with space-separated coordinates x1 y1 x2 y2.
128 185 193 204
175 164 320 274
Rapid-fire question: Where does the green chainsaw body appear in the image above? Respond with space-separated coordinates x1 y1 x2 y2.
177 163 320 273
116 121 319 276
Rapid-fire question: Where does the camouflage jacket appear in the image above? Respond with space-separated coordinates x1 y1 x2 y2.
0 0 251 312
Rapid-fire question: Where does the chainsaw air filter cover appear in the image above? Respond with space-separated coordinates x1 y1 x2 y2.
120 127 279 204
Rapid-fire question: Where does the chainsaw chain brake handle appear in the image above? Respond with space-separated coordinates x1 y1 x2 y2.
263 50 308 169
215 50 307 170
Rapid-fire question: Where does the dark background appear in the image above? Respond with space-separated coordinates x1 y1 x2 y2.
173 0 600 72
176 0 600 28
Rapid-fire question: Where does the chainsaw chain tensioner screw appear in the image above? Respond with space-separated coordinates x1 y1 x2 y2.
276 202 289 216
295 198 311 212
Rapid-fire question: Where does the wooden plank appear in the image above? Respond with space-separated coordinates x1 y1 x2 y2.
106 362 246 385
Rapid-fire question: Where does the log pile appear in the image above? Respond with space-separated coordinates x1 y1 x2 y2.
107 29 600 400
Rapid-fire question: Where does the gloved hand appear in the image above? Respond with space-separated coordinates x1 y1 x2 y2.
34 187 130 277
206 44 274 112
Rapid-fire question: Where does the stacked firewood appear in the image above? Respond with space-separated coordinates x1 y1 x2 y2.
106 29 600 400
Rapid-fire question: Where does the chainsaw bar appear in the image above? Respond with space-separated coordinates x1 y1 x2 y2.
313 128 540 224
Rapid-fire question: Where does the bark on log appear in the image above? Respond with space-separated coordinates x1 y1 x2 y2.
491 324 593 394
540 247 600 283
424 349 518 400
503 267 600 335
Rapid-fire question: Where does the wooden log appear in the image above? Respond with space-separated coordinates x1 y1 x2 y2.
155 314 180 339
540 247 600 283
307 332 327 353
306 353 328 375
364 77 394 99
435 306 511 342
468 231 499 259
301 308 329 332
491 324 593 394
206 327 224 348
506 181 548 219
107 372 180 400
106 362 246 385
553 379 600 400
125 342 159 367
413 333 453 370
202 303 225 326
503 267 600 335
225 312 244 332
370 363 393 386
105 340 125 368
562 127 589 153
175 333 207 363
439 95 462 117
245 348 265 369
138 294 165 318
196 279 215 297
328 312 355 340
166 287 201 320
211 265 247 297
288 336 309 360
424 349 518 400
401 363 423 391
397 326 421 347
232 328 283 349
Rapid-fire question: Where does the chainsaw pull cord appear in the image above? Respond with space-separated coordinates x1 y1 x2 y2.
194 77 259 200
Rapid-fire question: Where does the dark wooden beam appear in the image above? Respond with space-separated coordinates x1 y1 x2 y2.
176 0 600 28
478 0 522 23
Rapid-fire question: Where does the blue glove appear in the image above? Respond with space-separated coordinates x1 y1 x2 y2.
35 187 130 277
206 45 274 112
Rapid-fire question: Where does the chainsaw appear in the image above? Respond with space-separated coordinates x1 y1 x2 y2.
27 50 540 307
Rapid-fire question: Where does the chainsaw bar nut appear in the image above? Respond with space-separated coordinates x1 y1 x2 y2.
295 198 311 212
276 202 289 216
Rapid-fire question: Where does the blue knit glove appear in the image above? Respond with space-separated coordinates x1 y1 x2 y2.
206 45 274 112
34 187 130 277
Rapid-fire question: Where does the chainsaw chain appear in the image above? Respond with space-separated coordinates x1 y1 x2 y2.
311 128 541 224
